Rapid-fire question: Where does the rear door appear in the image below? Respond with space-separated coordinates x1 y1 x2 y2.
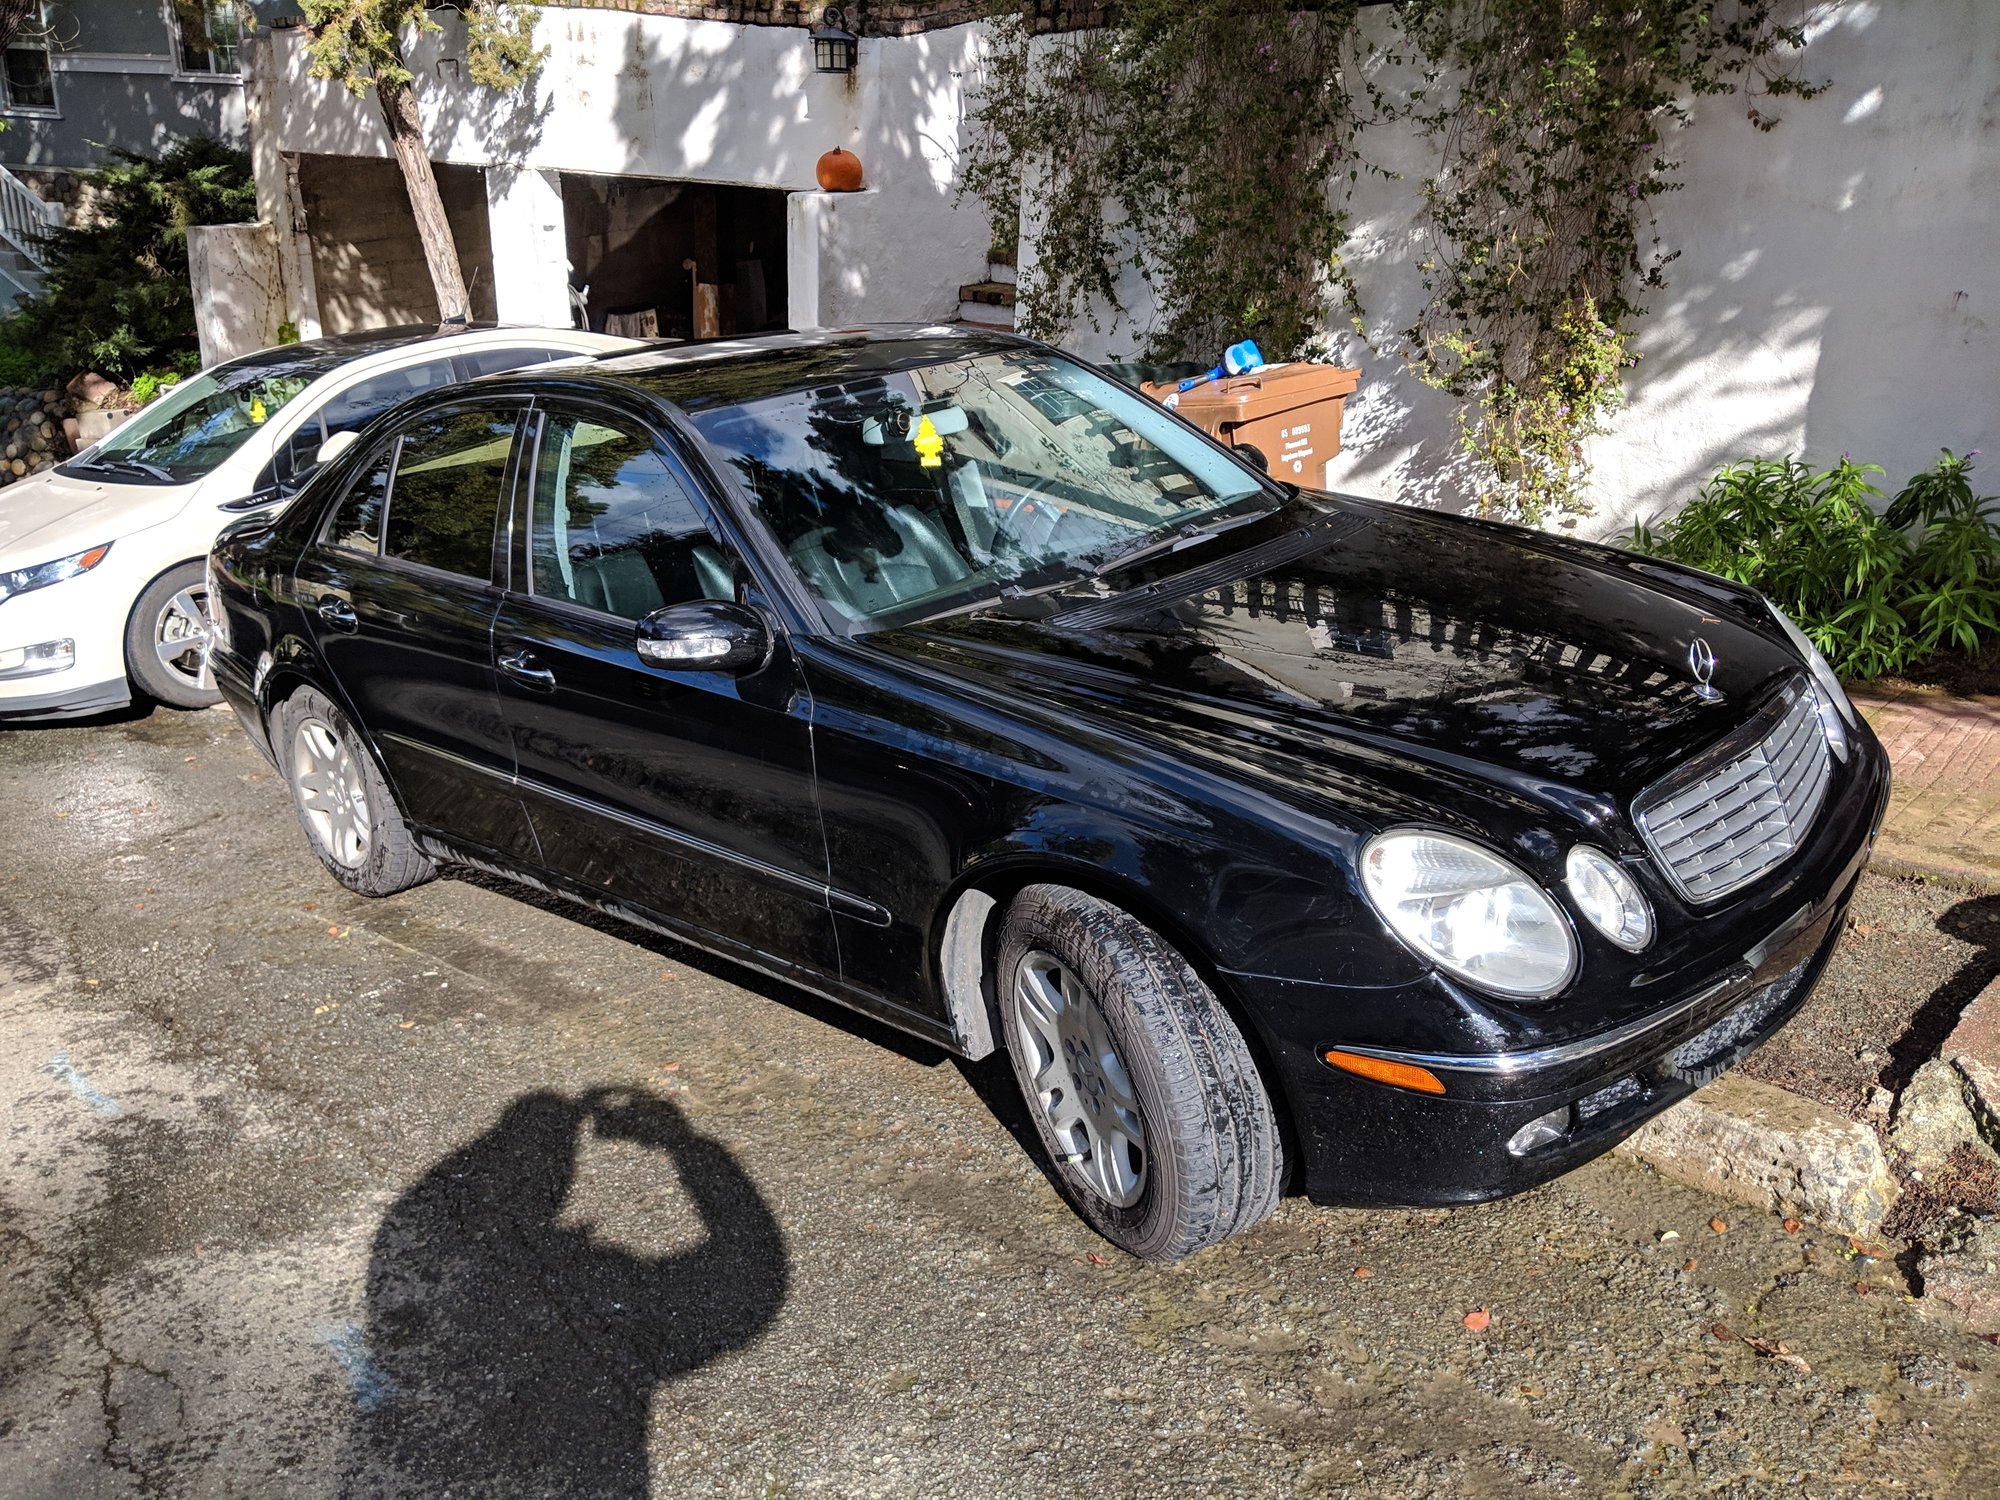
489 402 840 978
294 400 538 861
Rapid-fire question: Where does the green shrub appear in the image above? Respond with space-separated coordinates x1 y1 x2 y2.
0 315 48 388
1631 450 2000 680
13 136 254 382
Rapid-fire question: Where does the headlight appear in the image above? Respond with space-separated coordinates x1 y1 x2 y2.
1360 830 1577 999
1564 846 1654 952
1764 598 1853 761
0 542 112 604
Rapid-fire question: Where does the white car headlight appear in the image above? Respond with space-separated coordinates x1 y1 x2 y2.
0 542 112 604
1360 830 1577 999
1564 846 1654 952
1764 598 1853 761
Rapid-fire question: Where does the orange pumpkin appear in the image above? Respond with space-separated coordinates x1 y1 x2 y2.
816 147 864 193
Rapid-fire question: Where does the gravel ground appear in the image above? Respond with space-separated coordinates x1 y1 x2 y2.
1737 876 2000 1116
4 705 1999 1498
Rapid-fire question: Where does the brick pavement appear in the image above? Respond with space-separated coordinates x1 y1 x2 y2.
1853 685 2000 891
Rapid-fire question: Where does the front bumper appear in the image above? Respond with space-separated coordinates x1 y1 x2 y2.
0 543 133 719
0 675 132 721
1235 724 1890 1208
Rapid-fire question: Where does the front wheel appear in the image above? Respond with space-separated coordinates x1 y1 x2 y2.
997 885 1285 1261
124 560 220 709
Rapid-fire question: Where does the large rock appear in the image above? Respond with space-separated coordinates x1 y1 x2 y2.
1919 1216 2000 1335
1618 1073 1899 1237
1944 978 2000 1149
1891 1058 2000 1178
65 370 118 408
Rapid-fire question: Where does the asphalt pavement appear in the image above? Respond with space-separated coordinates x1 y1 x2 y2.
3 704 1998 1498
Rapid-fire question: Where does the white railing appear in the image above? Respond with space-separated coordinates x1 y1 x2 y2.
0 164 61 297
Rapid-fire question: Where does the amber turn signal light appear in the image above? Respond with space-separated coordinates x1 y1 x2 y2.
1321 1048 1446 1096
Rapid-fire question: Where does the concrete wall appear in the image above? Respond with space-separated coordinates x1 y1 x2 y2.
188 220 286 367
265 10 992 332
1024 1 2000 537
296 156 499 333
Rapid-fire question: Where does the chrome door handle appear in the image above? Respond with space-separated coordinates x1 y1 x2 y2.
498 648 556 691
316 595 357 630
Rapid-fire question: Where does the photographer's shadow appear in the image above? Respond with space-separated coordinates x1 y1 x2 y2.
343 1087 787 1498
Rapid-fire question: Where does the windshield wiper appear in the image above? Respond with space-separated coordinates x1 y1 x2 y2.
1089 507 1268 578
72 457 178 483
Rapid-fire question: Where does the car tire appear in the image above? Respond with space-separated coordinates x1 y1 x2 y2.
996 884 1285 1261
124 560 221 709
273 687 436 897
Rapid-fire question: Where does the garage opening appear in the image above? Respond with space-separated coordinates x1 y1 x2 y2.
560 174 787 341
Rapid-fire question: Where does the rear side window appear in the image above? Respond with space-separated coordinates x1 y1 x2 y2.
529 414 732 619
456 347 564 379
323 443 397 554
319 358 456 435
381 409 520 581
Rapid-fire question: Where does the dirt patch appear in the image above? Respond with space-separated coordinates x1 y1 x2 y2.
1867 640 2000 699
1737 875 2000 1119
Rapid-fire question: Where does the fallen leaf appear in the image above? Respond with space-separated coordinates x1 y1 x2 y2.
1742 1335 1811 1373
1683 1258 1699 1273
83 978 100 987
327 925 341 937
660 1062 680 1073
1709 1216 1729 1234
397 1020 415 1030
1854 1282 1870 1296
1085 1251 1109 1267
1783 1218 1801 1234
1463 1309 1491 1333
302 902 317 911
1710 1322 1735 1342
1353 1266 1373 1279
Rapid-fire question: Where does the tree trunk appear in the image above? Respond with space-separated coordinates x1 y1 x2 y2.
375 69 470 324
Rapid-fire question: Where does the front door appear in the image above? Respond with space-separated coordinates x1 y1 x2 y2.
490 405 839 979
293 401 537 861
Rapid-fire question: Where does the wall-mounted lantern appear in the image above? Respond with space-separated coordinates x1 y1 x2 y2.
812 7 858 75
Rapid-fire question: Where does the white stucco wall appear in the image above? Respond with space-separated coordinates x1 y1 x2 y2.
1026 1 2000 537
266 13 992 331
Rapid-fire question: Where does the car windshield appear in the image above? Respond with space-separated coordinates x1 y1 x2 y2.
63 358 320 484
688 349 1274 630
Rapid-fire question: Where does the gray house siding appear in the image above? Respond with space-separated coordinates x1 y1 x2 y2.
2 2 292 172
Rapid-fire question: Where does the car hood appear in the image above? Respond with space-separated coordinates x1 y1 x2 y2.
0 467 196 563
871 496 1800 823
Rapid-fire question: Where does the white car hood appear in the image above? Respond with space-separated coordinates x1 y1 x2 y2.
0 467 196 564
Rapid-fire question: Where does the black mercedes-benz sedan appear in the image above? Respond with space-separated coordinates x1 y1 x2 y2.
208 328 1890 1260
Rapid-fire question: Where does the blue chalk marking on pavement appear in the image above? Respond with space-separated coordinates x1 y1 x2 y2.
319 1324 395 1412
43 1053 122 1117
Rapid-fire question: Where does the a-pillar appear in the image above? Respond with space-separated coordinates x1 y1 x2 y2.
485 167 573 329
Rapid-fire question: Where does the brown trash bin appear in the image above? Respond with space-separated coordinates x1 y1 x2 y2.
1142 363 1361 485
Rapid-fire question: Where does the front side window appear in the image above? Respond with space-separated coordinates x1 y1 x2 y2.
318 358 457 436
687 349 1270 629
529 414 733 619
174 1 241 75
381 409 519 580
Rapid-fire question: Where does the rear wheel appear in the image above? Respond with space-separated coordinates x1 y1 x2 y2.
124 560 219 709
997 885 1285 1261
274 687 435 897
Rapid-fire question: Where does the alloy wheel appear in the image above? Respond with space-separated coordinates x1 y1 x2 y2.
1012 950 1148 1207
292 717 371 869
154 585 214 691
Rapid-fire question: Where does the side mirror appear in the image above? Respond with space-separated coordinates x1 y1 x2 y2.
635 600 770 674
315 430 360 467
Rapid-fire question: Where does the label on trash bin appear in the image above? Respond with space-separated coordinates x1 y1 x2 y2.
1279 421 1314 475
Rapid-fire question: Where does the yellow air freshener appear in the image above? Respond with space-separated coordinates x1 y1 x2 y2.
913 413 943 469
248 397 268 424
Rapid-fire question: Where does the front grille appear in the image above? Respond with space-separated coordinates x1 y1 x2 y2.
1634 680 1832 904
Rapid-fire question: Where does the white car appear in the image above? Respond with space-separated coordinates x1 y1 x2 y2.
0 324 638 722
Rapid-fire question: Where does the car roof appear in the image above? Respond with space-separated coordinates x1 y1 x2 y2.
471 325 1033 412
213 324 626 384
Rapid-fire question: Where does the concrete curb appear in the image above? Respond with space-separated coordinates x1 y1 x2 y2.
1614 1074 1898 1238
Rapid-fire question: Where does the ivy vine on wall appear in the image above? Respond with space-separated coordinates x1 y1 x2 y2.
965 0 1826 526
962 0 1379 364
